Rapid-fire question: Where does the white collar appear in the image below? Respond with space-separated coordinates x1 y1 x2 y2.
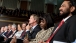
63 15 72 22
5 30 7 32
32 24 38 30
14 30 16 33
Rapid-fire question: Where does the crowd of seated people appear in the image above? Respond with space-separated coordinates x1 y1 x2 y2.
0 6 44 17
0 8 76 43
0 0 76 43
0 22 28 43
0 13 54 43
9 14 54 43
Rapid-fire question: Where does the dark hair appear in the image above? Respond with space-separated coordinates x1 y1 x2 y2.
70 0 76 6
64 0 76 6
22 21 28 26
40 13 54 30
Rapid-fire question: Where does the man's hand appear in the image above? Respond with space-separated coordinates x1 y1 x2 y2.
23 37 29 43
10 36 17 43
26 24 32 31
38 40 46 43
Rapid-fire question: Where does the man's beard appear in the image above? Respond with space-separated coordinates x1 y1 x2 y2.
59 10 70 19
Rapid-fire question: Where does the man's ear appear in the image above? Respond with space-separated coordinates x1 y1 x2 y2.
70 6 75 12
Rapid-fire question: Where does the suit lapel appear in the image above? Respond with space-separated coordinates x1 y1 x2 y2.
31 25 38 33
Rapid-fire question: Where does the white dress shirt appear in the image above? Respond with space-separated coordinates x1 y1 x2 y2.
15 30 23 39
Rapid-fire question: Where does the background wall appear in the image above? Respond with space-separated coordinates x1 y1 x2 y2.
2 0 18 9
0 0 58 13
57 0 63 13
30 0 44 11
0 0 3 6
0 0 21 9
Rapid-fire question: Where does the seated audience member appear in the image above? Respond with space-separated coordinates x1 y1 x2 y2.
0 26 8 42
1 26 8 38
0 27 4 35
0 27 5 42
20 22 28 39
13 24 23 39
9 24 17 38
25 14 41 40
23 14 54 43
6 24 13 38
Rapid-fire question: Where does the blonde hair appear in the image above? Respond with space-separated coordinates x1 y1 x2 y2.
31 14 39 23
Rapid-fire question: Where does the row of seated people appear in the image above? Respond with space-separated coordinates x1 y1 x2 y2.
0 6 44 17
0 13 54 43
0 9 76 43
0 22 27 43
0 0 76 43
1 1 76 42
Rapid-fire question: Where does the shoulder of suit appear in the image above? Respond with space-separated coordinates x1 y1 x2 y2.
67 15 76 22
35 25 41 29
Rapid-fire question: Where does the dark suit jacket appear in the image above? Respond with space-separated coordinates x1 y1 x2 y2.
4 31 17 43
4 31 8 36
26 25 41 40
50 15 76 43
6 30 13 38
0 35 4 42
0 32 4 36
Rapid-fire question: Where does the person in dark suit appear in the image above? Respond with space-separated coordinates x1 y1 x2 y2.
26 14 41 40
0 27 4 35
7 24 13 38
20 22 28 39
1 26 8 39
0 27 5 43
39 0 76 43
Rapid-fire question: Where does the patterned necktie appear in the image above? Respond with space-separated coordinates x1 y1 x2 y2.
20 31 26 38
30 28 33 33
46 20 64 43
6 31 10 38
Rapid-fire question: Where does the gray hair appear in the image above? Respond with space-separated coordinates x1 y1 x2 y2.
12 24 16 28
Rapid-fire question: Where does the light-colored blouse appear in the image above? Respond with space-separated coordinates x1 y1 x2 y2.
15 30 23 38
29 27 54 43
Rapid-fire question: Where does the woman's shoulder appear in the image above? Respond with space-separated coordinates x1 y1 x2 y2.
47 27 54 31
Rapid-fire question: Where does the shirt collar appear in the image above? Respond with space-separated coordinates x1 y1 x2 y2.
13 30 16 34
63 15 72 22
32 24 38 30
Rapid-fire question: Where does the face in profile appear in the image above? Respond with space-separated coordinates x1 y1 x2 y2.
1 27 4 32
22 23 26 30
40 18 46 29
8 25 12 30
59 1 71 17
11 25 16 31
29 15 36 24
4 26 8 31
18 24 22 31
